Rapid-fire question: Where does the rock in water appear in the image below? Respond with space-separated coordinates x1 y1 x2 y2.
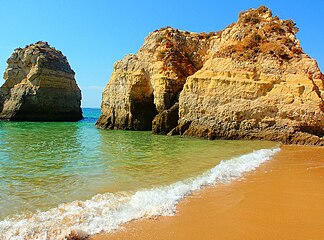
152 102 179 134
97 6 324 145
96 28 207 130
0 41 82 121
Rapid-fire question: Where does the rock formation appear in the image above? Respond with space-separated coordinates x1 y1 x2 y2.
96 28 209 130
0 41 82 121
97 6 324 145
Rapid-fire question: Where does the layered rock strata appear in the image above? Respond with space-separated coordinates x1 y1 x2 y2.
0 41 82 121
97 6 324 145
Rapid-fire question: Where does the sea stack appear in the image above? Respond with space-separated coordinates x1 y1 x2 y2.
0 41 82 121
97 6 324 145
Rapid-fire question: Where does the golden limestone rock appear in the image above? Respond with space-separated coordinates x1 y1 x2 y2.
97 6 323 145
96 27 209 130
0 41 82 121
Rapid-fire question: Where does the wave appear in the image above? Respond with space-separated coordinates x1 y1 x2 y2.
0 147 280 240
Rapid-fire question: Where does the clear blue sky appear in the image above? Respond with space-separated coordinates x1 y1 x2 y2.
0 0 323 108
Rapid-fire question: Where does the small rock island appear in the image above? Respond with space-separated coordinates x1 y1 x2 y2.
97 6 323 145
0 41 82 121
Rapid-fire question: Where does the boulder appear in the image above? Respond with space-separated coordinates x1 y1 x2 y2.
152 102 179 134
0 41 82 121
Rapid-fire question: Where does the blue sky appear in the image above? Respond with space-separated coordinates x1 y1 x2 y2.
0 0 323 108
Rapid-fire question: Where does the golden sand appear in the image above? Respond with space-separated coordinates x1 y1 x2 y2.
91 145 324 240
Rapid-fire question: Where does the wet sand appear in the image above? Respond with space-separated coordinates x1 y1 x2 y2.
92 145 324 240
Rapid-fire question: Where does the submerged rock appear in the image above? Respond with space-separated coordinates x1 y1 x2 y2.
0 41 82 121
97 6 324 145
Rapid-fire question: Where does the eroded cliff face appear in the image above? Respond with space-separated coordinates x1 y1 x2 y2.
0 41 82 121
96 28 210 130
97 6 324 145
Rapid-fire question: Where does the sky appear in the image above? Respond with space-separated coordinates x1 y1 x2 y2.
0 0 323 108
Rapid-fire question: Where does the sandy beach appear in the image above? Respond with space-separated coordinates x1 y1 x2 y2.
92 145 324 240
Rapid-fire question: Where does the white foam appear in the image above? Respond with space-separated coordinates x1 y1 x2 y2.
0 147 280 240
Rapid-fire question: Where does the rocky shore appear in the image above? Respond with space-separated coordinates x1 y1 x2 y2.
0 41 82 121
97 6 323 145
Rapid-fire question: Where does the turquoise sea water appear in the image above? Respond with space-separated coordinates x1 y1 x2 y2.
0 109 279 238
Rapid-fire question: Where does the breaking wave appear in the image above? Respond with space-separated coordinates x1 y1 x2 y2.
0 147 280 240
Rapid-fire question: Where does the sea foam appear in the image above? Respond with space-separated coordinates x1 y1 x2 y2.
0 147 280 240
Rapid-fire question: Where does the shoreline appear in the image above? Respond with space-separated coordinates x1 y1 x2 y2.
91 145 324 240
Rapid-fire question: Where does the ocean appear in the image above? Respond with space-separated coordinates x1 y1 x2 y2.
0 108 279 239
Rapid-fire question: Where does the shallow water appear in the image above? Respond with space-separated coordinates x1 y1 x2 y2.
0 109 279 238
